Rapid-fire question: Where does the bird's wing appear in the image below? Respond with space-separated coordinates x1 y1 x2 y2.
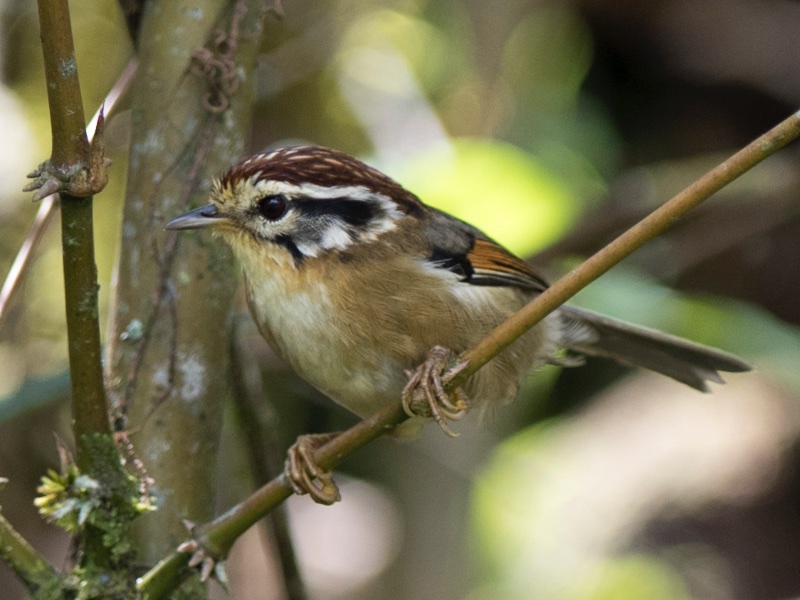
464 237 549 291
423 207 549 292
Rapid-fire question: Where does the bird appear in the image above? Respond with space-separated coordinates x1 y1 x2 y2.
166 144 751 504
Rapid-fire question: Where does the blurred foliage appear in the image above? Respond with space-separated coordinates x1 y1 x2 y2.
2 0 800 599
472 423 694 600
396 138 587 256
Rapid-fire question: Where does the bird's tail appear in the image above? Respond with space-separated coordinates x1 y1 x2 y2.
558 305 752 391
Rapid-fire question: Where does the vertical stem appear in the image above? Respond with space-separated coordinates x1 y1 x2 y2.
35 0 111 468
61 194 112 448
36 0 90 172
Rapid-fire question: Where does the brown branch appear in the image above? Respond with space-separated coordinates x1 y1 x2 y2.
452 110 800 383
136 402 400 599
137 109 800 599
0 196 56 329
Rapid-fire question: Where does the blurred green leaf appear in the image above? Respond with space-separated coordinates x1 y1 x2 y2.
394 138 582 256
575 556 692 600
501 8 593 108
339 9 454 95
471 423 692 600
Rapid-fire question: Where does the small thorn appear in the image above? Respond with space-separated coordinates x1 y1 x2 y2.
32 179 61 201
181 518 197 533
199 556 215 582
214 561 229 588
26 163 45 179
188 550 204 569
177 540 198 554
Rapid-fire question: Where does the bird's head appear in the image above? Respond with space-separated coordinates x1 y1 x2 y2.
166 145 423 265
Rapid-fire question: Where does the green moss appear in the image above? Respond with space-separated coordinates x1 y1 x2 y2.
34 433 156 595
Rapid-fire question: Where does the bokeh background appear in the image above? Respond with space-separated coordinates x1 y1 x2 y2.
1 0 800 598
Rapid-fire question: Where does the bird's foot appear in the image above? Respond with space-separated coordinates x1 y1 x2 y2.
402 345 470 437
284 432 342 505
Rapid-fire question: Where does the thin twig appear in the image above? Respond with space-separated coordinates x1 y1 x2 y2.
0 196 56 327
452 109 800 383
138 110 800 599
0 59 137 331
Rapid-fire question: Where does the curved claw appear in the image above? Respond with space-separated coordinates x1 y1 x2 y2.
285 433 342 505
401 346 470 437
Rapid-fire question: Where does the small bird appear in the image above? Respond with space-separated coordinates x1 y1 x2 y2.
167 145 751 504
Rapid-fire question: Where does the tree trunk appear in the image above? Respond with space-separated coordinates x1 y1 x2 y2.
105 0 267 573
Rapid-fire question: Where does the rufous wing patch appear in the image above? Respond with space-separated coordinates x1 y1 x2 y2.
466 238 549 291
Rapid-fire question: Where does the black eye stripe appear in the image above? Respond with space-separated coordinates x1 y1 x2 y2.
274 234 305 263
293 197 379 228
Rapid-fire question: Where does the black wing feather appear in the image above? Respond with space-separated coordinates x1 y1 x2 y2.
423 208 548 292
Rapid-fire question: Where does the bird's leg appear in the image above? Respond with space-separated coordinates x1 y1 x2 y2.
402 345 470 437
284 432 342 505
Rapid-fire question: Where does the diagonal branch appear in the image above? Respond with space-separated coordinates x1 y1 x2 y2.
0 509 59 594
137 109 800 599
0 59 137 332
453 110 800 383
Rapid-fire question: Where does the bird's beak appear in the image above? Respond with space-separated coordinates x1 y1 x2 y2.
165 204 229 230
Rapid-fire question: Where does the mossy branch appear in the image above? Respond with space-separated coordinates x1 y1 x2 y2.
138 110 800 598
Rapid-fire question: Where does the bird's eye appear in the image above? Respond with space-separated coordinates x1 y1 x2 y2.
257 194 288 221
